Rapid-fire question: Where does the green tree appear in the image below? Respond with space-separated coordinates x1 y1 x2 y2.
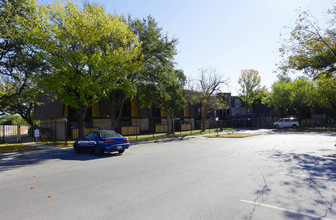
262 81 293 116
291 78 317 118
3 93 36 126
0 0 43 115
140 69 186 134
24 1 142 138
0 0 34 38
263 78 317 119
279 7 336 79
238 69 266 112
127 16 185 134
316 76 336 115
279 6 336 118
0 114 29 125
189 67 228 131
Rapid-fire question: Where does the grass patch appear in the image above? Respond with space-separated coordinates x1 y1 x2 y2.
0 144 43 153
41 141 75 148
205 133 260 138
127 128 234 141
128 133 168 142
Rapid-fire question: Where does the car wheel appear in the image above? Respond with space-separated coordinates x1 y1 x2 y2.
74 143 80 153
95 145 102 156
118 149 125 154
292 124 297 128
274 125 279 129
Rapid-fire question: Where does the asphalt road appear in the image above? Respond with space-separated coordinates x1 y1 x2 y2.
1 131 336 220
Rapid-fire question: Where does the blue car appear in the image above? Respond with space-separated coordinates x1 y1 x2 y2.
73 130 130 155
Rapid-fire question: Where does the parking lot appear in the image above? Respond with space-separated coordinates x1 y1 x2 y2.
0 131 335 219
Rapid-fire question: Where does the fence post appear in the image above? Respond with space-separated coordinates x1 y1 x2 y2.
2 125 5 143
136 118 138 142
64 119 67 147
152 116 154 140
17 124 21 143
209 118 210 134
54 119 57 143
190 120 192 136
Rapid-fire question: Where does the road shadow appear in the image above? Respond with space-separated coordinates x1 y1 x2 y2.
249 148 336 219
271 151 336 180
0 148 123 172
268 151 336 219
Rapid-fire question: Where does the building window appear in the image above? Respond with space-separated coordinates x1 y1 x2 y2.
235 99 240 108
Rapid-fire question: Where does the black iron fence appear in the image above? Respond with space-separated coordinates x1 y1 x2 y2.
2 116 335 144
0 125 31 143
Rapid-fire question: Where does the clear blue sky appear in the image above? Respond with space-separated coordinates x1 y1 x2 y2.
38 0 333 95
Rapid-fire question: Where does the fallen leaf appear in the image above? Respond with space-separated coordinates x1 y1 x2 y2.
31 186 35 189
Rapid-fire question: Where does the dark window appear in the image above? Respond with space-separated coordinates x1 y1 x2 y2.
99 130 122 138
84 132 94 140
92 132 100 140
235 99 240 108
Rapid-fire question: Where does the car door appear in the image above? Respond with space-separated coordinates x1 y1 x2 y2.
278 119 284 128
284 118 290 127
87 132 100 151
78 132 94 150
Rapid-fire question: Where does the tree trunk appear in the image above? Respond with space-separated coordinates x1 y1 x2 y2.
78 103 86 139
167 113 171 135
201 104 208 131
20 103 34 126
150 108 154 134
110 110 116 131
110 96 126 131
166 111 174 135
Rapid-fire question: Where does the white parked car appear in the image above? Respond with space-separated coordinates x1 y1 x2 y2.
274 118 299 128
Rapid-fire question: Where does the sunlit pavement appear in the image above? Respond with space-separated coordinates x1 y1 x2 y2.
1 131 335 220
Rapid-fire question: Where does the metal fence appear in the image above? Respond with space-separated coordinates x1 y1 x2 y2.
300 118 335 127
114 117 224 141
3 116 335 144
0 125 31 143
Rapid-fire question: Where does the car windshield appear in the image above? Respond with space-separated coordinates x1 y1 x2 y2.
99 130 122 138
83 132 94 140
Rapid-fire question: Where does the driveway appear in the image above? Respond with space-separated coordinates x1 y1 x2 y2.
0 131 335 219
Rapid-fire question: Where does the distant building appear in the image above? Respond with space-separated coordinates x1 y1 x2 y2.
33 92 274 140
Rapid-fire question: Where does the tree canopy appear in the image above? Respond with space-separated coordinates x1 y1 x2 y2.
238 69 266 109
188 67 228 131
277 5 336 118
0 0 43 117
262 78 317 119
128 16 185 134
23 0 143 137
279 7 336 79
316 76 336 115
